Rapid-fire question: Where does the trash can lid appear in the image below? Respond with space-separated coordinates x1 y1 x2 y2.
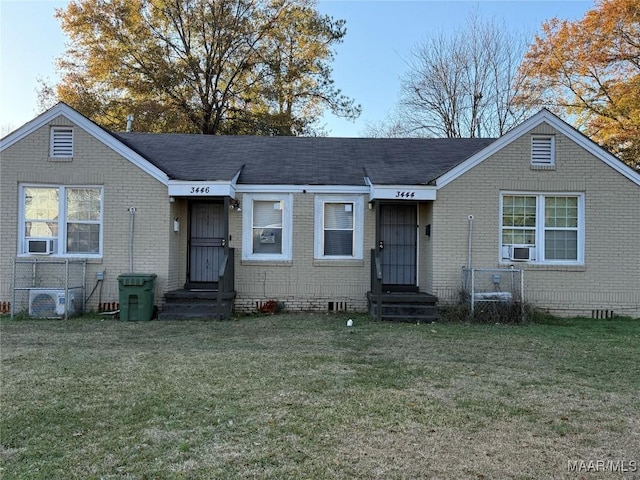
117 273 157 286
118 273 157 277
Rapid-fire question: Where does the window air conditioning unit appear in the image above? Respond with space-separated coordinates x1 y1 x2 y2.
27 238 55 255
509 245 534 262
29 289 77 318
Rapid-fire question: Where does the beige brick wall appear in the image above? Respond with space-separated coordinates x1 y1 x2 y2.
419 202 435 293
168 198 189 291
229 192 376 313
5 115 635 318
432 122 640 317
1 115 172 313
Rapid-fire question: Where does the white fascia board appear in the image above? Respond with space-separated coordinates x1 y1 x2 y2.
541 116 640 187
0 103 169 185
436 109 640 188
236 184 370 194
168 180 236 197
368 184 437 201
1 106 66 149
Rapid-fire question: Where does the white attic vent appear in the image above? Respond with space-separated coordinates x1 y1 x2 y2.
50 127 74 157
531 135 554 167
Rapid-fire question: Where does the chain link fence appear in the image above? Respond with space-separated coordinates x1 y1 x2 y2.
461 267 525 323
12 259 86 319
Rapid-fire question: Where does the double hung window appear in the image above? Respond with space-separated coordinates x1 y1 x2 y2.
242 194 292 261
314 195 364 259
500 193 583 264
21 185 103 256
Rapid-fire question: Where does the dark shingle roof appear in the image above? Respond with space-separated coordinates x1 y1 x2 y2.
113 133 495 185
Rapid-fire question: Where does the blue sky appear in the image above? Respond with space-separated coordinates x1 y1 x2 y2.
0 0 593 137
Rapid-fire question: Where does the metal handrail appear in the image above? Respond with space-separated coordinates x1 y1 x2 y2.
216 248 235 319
371 249 383 321
218 253 229 286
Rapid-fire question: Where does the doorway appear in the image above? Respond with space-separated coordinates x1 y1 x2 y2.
379 203 418 290
188 202 226 285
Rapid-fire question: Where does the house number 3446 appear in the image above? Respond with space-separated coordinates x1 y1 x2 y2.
190 186 211 194
396 191 416 198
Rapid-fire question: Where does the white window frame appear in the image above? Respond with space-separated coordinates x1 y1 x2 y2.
50 127 74 158
531 135 555 168
499 192 584 265
314 195 364 260
242 193 293 261
18 184 104 257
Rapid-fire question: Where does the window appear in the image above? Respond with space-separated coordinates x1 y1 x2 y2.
50 127 74 157
324 203 354 255
314 195 364 259
544 196 580 260
242 194 292 261
20 185 102 256
252 200 283 255
500 193 583 264
531 135 554 168
66 188 102 253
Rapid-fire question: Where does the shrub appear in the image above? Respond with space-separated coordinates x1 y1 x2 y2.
440 300 531 324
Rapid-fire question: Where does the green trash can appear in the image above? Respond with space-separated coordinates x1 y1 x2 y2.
118 274 157 321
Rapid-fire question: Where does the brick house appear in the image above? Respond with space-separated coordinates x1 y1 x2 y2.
1 103 638 319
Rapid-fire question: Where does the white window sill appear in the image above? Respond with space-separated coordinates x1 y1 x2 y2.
313 259 365 267
241 259 292 266
17 254 103 260
499 261 585 272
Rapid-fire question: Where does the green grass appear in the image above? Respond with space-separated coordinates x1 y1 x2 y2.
1 314 639 479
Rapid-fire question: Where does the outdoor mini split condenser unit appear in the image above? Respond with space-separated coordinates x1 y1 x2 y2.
29 289 77 317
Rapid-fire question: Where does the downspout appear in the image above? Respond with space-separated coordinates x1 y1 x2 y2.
468 214 475 319
467 214 474 268
128 207 136 272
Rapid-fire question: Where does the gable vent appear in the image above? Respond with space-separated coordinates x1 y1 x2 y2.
51 127 74 157
531 136 554 166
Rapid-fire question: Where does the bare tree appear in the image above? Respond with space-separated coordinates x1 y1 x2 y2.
362 113 407 138
387 10 534 138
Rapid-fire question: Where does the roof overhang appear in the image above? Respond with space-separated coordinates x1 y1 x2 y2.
366 178 437 201
168 169 241 198
236 184 369 194
168 181 237 198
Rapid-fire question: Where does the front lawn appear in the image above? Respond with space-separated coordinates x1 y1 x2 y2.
1 314 638 479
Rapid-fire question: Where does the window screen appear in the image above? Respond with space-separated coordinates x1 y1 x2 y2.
324 202 354 256
252 200 283 254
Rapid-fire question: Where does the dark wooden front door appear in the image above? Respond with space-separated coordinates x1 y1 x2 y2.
189 202 225 284
379 204 417 288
